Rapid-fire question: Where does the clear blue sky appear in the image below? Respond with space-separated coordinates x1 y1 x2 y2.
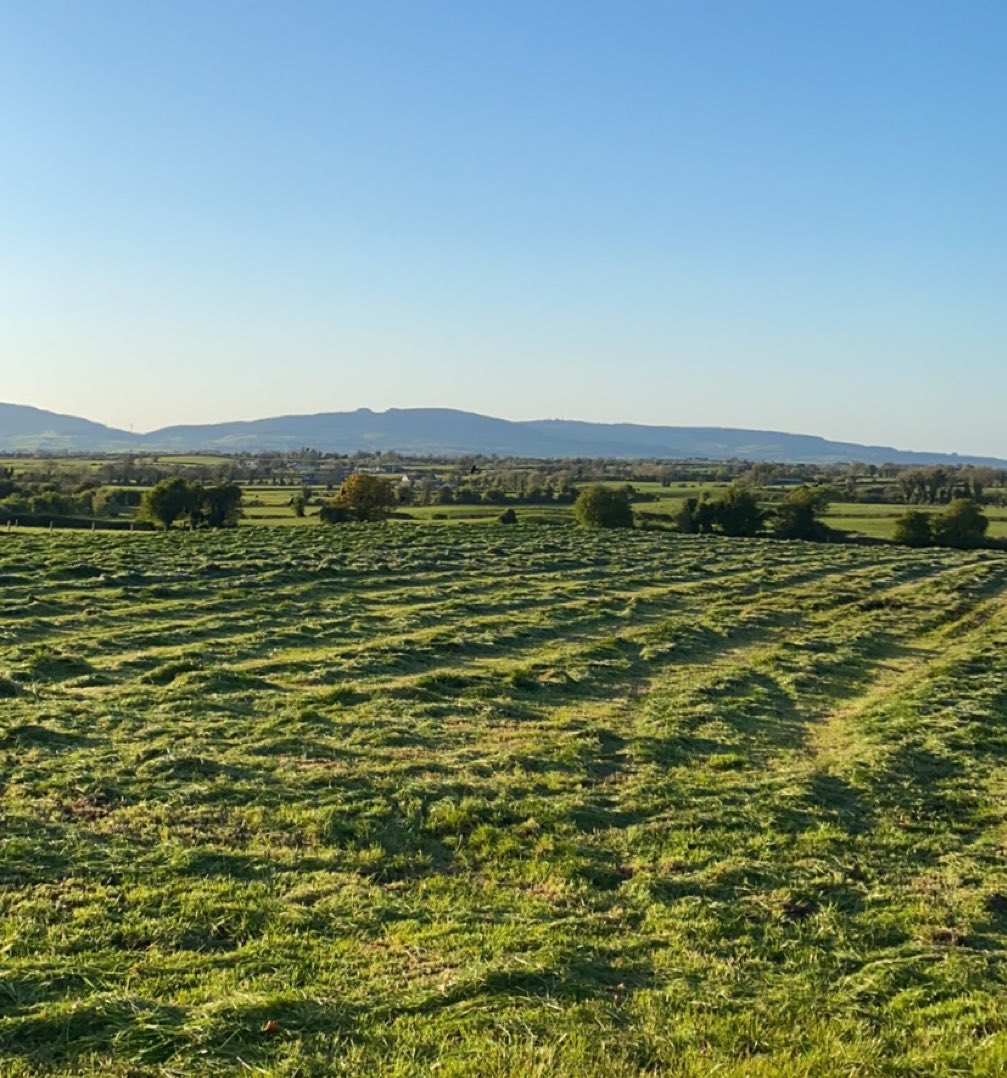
2 1 1005 454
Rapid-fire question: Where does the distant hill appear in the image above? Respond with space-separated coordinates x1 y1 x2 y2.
0 403 137 452
1 402 1004 466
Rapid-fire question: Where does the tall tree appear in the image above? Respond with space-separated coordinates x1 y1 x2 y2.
322 474 397 523
141 478 201 530
202 483 243 528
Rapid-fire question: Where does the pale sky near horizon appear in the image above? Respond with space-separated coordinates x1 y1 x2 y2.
2 1 1005 454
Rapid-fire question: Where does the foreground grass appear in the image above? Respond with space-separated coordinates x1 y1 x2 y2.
1 527 1006 1075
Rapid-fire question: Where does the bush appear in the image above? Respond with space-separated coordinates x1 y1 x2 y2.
933 498 988 549
573 485 634 529
773 486 832 541
498 508 518 525
674 498 700 534
893 510 933 547
675 496 719 534
318 502 352 524
711 483 765 537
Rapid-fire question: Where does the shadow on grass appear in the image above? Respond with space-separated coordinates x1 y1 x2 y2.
866 742 975 822
406 947 658 1016
176 848 275 880
698 669 810 752
772 771 876 838
0 994 362 1068
0 820 74 885
586 728 629 782
1 722 99 751
0 997 190 1064
566 794 645 835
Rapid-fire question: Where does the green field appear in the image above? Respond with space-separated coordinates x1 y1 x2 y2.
821 502 1007 542
2 528 1007 1075
7 456 1006 544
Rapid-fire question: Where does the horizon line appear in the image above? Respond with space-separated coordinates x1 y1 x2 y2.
2 399 1005 463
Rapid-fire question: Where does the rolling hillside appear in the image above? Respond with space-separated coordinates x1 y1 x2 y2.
1 402 1004 465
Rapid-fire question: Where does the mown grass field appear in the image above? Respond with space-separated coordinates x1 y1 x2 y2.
2 527 1007 1076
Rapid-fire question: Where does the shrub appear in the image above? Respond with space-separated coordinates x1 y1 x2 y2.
711 483 765 537
573 485 634 529
933 498 988 549
773 486 832 541
893 510 933 547
318 502 352 524
498 508 518 525
674 498 700 534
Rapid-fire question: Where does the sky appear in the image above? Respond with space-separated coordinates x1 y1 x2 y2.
1 1 1005 454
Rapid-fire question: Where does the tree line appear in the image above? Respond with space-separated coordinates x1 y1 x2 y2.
7 453 1006 506
140 479 243 530
572 483 996 550
893 500 990 549
574 483 836 541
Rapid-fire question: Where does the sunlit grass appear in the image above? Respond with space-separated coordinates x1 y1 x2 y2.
1 527 1006 1075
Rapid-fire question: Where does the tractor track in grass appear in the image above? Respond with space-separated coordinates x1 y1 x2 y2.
619 558 1007 776
805 568 1007 775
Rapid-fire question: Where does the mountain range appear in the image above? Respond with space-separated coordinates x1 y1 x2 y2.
1 402 1004 466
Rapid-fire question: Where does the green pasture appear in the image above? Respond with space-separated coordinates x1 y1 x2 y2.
10 471 1007 545
240 486 320 526
824 502 1007 541
402 504 568 525
149 455 230 466
0 458 107 478
1 528 1007 1075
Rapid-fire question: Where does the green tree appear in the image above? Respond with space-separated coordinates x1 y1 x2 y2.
498 507 518 525
323 473 397 523
674 497 700 534
140 477 201 530
202 483 243 528
774 486 832 541
933 498 988 549
893 509 933 547
573 485 634 528
711 483 765 537
675 496 720 534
